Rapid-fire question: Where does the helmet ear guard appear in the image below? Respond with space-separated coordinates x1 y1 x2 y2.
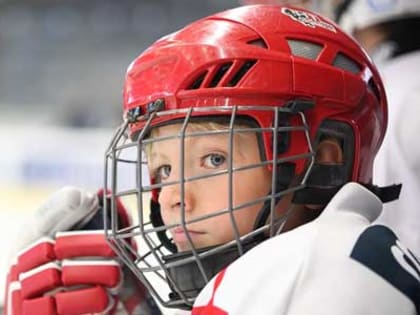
293 119 401 204
293 119 354 205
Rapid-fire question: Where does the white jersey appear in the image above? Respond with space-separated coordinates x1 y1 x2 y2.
373 50 420 257
192 183 420 315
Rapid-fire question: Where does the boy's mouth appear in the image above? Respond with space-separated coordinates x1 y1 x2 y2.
170 227 206 243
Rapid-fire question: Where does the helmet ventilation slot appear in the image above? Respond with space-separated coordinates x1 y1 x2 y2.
247 38 268 48
333 52 361 74
188 71 208 89
209 62 233 87
287 39 323 60
186 59 257 89
227 60 257 86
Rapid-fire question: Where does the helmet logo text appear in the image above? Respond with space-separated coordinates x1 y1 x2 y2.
281 7 336 33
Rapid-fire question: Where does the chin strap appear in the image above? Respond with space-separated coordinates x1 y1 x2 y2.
292 164 402 205
361 183 402 203
292 183 402 205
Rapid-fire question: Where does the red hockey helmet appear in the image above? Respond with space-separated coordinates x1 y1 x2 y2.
105 4 388 309
123 4 386 183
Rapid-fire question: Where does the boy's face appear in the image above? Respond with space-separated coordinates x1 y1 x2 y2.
148 123 272 252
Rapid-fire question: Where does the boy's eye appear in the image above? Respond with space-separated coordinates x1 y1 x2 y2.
156 165 171 182
202 153 226 168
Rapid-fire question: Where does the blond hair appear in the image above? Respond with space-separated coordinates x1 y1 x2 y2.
144 121 254 162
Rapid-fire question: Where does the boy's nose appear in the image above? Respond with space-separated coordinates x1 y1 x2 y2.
158 181 194 214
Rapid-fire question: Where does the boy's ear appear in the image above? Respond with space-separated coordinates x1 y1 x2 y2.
315 138 343 164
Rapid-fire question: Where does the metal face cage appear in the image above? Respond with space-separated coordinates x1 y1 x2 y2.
104 105 314 309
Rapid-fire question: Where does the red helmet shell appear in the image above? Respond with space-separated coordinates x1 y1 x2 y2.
123 5 387 183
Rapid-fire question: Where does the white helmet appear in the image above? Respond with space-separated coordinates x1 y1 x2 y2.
337 0 420 34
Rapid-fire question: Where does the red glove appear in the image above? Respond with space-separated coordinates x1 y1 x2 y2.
4 186 161 315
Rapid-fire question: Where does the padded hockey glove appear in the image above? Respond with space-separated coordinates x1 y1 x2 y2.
4 186 161 315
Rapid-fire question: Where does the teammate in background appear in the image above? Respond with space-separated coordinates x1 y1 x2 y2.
5 4 420 315
336 0 420 257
